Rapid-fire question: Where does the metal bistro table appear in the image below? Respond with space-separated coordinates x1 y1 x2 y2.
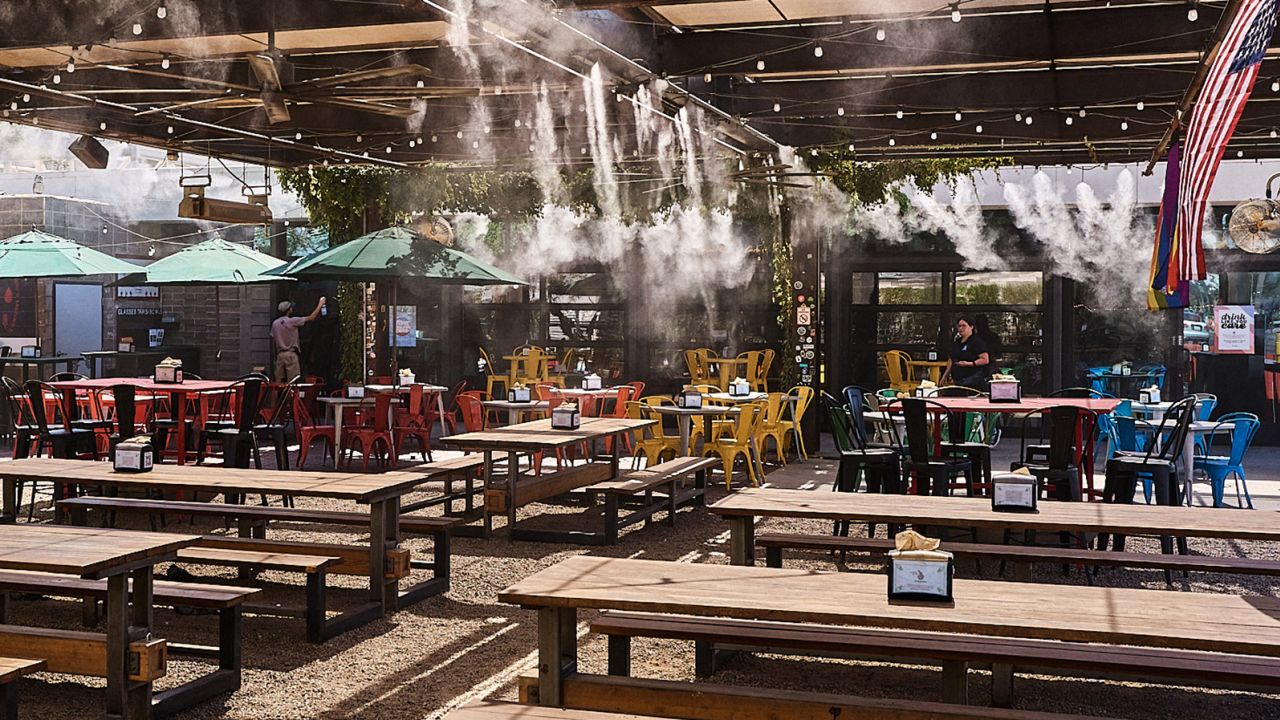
650 404 738 456
442 417 653 541
0 355 81 382
0 524 199 720
317 395 402 466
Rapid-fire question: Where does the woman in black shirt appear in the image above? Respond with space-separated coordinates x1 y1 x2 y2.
943 316 991 389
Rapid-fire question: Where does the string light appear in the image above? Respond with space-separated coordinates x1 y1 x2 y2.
1024 115 1033 125
99 121 107 130
52 73 60 84
1272 78 1279 92
703 73 712 83
157 3 167 18
132 22 143 35
66 58 75 73
1015 113 1022 121
756 58 766 71
896 107 904 119
813 44 824 58
1120 120 1129 130
975 124 983 133
1136 99 1145 111
1187 1 1198 22
355 134 363 142
1078 108 1087 117
848 143 855 151
837 106 845 116
954 110 963 121
294 131 302 140
161 55 170 70
950 3 961 22
875 27 886 41
166 125 173 134
21 94 29 103
431 135 438 143
1271 129 1277 138
773 103 781 112
456 130 463 139
1065 116 1074 125
888 137 896 146
1236 149 1244 157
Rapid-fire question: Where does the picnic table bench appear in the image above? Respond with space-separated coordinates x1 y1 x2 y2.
442 417 654 542
708 487 1280 565
581 456 715 544
0 459 447 642
501 555 1280 716
445 701 677 720
756 533 1280 583
592 611 1280 706
0 524 202 719
0 657 43 719
0 569 254 717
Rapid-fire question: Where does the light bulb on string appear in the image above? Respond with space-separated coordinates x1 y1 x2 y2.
773 103 780 112
930 131 938 140
456 130 463 139
386 146 392 154
756 58 766 71
99 121 107 131
1187 1 1198 22
1272 78 1279 92
1237 149 1244 158
837 106 845 116
356 134 363 143
1024 115 1033 125
813 44 823 58
1120 120 1129 131
52 73 60 84
66 59 75 73
1078 108 1087 117
431 135 438 143
703 73 712 83
975 124 983 133
166 125 174 134
1015 112 1022 121
896 107 904 119
160 55 170 70
132 22 143 35
294 132 302 140
888 137 896 146
950 3 961 22
1136 99 1145 111
21 94 29 103
1065 116 1073 125
157 3 167 18
848 143 855 151
954 110 962 121
875 27 886 41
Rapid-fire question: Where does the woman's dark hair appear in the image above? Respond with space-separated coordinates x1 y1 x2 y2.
955 315 975 327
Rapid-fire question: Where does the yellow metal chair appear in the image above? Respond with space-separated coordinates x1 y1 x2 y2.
783 385 814 460
703 402 764 490
478 347 506 400
627 400 678 469
755 392 792 465
737 351 764 392
644 395 704 447
684 348 713 385
883 349 916 394
757 349 776 392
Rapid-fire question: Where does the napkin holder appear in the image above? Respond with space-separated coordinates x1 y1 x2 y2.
117 336 135 353
927 350 939 361
508 384 532 403
914 380 938 398
551 403 581 430
992 471 1039 512
19 345 39 359
398 369 415 386
346 385 366 399
153 358 183 384
582 373 602 390
676 387 703 409
1138 386 1161 404
113 436 155 473
728 377 751 397
989 377 1021 403
888 548 954 604
1121 363 1132 376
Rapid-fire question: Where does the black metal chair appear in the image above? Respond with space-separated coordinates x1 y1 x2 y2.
197 378 266 469
885 397 973 497
934 385 998 496
823 392 902 538
24 380 98 460
1099 395 1196 578
1 376 34 459
841 385 894 450
97 384 154 456
254 376 298 472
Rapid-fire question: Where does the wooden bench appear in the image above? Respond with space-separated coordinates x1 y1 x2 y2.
591 611 1280 708
401 455 486 525
516 673 1111 720
445 700 677 719
580 456 716 545
174 547 338 644
0 570 255 718
0 657 44 719
755 533 1280 583
58 495 452 606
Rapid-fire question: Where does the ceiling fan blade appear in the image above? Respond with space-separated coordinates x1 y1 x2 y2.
247 53 283 89
297 64 432 90
306 96 418 118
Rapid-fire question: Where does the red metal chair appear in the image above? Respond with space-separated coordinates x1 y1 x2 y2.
455 392 487 433
430 379 466 435
293 390 335 468
341 393 395 470
394 385 436 462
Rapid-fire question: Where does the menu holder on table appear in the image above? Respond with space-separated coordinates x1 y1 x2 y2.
887 530 953 605
991 470 1039 513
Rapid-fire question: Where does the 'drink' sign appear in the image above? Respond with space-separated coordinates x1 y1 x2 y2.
1214 305 1254 354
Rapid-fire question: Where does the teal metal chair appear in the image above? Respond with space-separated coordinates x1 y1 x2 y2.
1192 412 1259 508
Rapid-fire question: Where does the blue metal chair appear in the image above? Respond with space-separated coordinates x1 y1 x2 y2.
1137 363 1167 391
1192 412 1259 508
1191 393 1218 456
1086 367 1109 395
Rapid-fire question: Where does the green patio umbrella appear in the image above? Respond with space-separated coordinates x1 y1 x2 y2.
0 229 141 278
263 226 526 285
265 225 526 377
119 238 294 285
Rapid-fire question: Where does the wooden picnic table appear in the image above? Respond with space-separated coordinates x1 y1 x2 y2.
442 417 653 541
482 399 550 426
0 458 426 621
500 555 1280 707
709 487 1280 565
0 524 199 719
52 377 238 465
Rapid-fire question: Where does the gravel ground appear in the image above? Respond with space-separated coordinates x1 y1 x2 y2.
5 445 1280 720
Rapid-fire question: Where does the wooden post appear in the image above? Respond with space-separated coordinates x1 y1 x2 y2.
728 515 755 566
536 606 577 706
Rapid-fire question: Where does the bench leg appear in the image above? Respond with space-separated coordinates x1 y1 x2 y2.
666 480 677 527
991 662 1014 708
694 640 716 678
536 606 577 707
305 571 328 644
2 679 16 720
940 660 969 705
152 607 242 718
604 494 619 545
694 469 707 506
728 516 755 566
606 634 630 677
765 546 782 568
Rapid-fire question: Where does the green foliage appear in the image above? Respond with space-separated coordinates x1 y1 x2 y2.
806 152 1009 208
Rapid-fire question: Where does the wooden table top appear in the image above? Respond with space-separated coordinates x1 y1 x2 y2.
53 377 235 393
710 488 1280 541
482 399 551 410
0 524 199 580
887 397 1122 414
500 555 1280 657
443 417 654 451
0 657 45 683
0 458 428 504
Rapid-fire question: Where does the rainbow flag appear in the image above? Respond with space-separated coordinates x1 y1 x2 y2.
1148 139 1189 310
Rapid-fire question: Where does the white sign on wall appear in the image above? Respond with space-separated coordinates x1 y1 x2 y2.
116 286 159 299
1213 305 1255 354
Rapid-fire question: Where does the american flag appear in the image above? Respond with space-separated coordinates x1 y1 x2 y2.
1173 0 1279 287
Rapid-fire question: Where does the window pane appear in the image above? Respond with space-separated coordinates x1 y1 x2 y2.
955 271 1043 305
876 272 942 304
877 311 941 344
549 308 624 342
547 272 617 303
972 311 1042 348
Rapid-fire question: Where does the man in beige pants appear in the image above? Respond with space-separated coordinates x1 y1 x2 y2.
271 297 325 382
